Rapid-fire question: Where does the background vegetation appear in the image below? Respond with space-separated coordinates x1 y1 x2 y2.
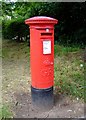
2 2 86 47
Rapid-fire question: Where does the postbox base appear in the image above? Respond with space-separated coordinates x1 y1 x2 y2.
31 86 54 111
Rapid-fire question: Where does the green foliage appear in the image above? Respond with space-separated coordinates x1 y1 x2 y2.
2 18 29 41
2 2 86 46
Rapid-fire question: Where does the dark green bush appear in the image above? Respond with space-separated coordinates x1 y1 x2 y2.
2 18 29 42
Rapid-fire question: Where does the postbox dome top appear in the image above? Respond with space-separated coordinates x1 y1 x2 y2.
25 16 58 25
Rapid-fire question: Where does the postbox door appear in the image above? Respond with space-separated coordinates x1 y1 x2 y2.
30 27 54 89
39 28 54 89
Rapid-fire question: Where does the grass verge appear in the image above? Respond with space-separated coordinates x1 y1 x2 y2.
2 40 84 118
54 44 84 100
0 105 13 119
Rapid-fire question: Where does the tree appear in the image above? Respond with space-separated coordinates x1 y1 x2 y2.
2 2 86 46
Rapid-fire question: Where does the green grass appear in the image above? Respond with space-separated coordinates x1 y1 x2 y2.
0 105 13 119
54 44 84 99
54 44 81 56
2 39 30 59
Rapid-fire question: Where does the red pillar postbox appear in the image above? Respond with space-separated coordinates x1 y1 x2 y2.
25 16 58 110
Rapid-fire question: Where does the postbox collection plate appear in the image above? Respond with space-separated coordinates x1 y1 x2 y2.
43 40 51 54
